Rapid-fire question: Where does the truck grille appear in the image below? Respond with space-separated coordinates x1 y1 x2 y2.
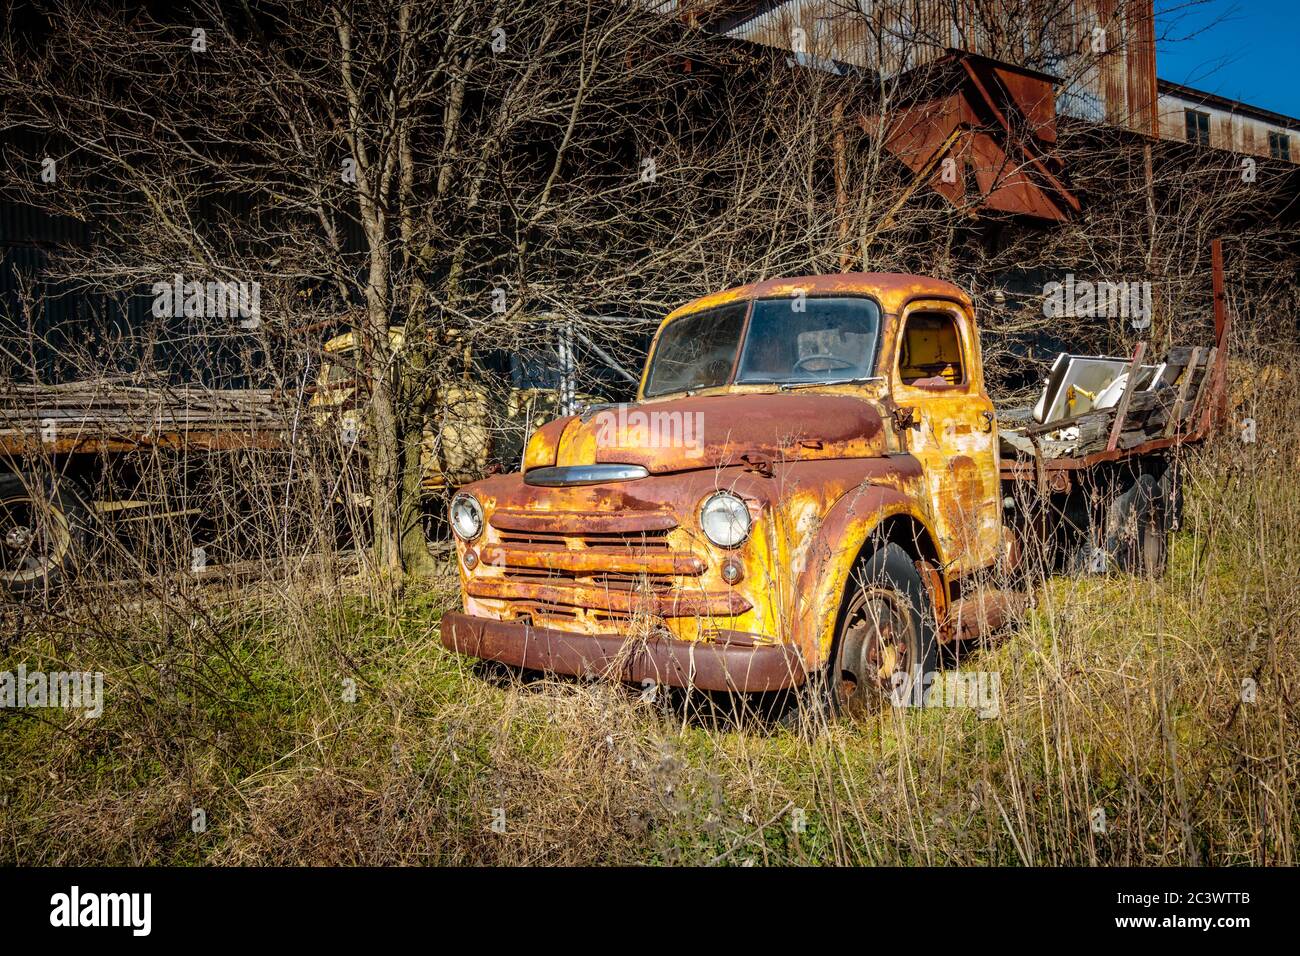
495 526 674 553
467 508 750 624
486 510 691 589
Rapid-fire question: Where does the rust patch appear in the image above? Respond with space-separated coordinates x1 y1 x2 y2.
577 392 887 473
658 271 973 331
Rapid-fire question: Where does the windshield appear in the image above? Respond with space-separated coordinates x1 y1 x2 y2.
642 302 746 397
738 296 881 385
643 295 881 396
324 360 354 385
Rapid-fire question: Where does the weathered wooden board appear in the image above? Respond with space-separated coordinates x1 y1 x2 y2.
0 381 292 454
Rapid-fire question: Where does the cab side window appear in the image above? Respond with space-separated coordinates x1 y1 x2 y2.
898 311 966 386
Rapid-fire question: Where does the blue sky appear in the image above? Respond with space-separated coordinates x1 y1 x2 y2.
1156 1 1300 118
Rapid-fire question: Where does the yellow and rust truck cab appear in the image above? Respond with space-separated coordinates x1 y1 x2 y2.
440 273 1004 697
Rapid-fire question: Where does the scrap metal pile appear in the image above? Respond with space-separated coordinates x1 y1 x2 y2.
999 345 1221 463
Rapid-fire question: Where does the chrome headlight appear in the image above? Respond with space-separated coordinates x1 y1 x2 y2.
450 493 484 541
700 491 751 548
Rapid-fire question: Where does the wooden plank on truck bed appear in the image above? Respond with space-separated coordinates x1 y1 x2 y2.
999 337 1222 482
1022 407 1112 438
1106 341 1148 452
1077 416 1111 448
1163 347 1202 438
1163 346 1196 370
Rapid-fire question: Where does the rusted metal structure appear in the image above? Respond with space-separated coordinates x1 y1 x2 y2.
664 0 1300 222
704 0 1160 134
651 1 1164 222
866 50 1080 222
441 264 1224 709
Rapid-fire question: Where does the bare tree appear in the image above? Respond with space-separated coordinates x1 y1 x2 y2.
2 0 1294 589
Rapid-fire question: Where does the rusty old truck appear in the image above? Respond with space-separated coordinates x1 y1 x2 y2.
439 269 1227 713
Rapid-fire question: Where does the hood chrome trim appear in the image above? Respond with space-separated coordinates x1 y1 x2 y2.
524 464 650 487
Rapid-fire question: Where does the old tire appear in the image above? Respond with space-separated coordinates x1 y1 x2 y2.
831 542 940 714
1070 469 1168 579
774 541 941 728
0 472 89 599
1153 463 1181 532
775 542 939 730
1106 472 1167 579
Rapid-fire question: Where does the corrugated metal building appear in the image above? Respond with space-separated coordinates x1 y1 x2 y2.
665 1 1297 163
1158 79 1299 163
682 0 1160 135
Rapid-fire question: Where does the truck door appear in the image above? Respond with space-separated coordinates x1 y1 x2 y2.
890 301 1001 576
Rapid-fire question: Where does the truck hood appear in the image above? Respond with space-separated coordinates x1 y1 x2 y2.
525 392 887 475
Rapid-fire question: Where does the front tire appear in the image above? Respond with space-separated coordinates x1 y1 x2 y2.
829 542 940 716
775 543 944 729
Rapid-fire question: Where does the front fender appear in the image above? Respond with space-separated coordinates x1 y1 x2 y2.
788 479 938 670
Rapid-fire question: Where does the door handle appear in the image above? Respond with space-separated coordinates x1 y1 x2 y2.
893 405 920 431
980 410 995 433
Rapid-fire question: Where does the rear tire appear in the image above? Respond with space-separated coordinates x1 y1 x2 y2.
0 472 90 599
1070 468 1169 579
1106 472 1168 579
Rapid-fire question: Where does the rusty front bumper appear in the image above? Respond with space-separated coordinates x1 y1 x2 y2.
440 611 806 692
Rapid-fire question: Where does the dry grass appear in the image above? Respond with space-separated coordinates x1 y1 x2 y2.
1 372 1296 867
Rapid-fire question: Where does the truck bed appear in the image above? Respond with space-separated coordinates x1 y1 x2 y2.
0 379 291 455
997 344 1222 480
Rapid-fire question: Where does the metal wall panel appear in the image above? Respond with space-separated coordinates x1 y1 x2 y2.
1158 89 1300 164
715 0 1159 133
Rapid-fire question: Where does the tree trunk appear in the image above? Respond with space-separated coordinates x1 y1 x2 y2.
397 352 438 579
363 263 403 582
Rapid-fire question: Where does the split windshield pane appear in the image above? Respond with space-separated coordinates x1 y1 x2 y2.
643 302 746 397
736 296 881 385
643 295 882 396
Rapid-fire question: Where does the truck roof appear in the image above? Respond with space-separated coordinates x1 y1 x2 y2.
663 272 974 325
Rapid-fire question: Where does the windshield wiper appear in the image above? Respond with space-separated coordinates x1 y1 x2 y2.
777 376 881 391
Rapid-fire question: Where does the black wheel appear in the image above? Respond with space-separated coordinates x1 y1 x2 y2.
1130 472 1168 578
825 542 940 717
1154 462 1182 532
774 541 941 728
774 543 941 730
0 472 90 599
1105 472 1167 579
1070 468 1169 579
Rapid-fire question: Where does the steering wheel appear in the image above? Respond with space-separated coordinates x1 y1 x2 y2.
792 353 856 373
